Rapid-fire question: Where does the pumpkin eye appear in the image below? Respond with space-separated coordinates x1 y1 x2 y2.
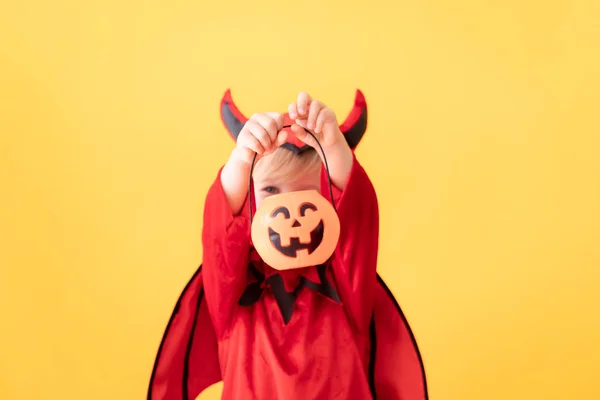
271 206 291 219
299 203 317 216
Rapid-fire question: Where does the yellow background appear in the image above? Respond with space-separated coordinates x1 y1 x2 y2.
1 0 599 399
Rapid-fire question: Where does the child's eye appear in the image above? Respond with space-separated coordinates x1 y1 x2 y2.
262 186 279 194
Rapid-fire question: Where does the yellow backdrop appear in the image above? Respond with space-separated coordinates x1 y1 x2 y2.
1 0 599 399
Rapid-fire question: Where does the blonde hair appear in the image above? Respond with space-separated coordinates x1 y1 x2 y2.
253 147 322 183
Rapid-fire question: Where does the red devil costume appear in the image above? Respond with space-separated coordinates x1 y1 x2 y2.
147 90 429 399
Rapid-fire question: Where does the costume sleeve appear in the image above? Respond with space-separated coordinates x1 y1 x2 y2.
201 167 251 338
321 153 379 335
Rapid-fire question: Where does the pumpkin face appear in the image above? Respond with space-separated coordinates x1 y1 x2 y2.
251 190 340 270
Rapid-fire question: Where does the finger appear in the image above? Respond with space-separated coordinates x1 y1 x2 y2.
276 130 288 146
297 92 312 116
306 100 323 131
250 123 277 151
252 113 279 142
288 103 299 120
315 108 332 134
290 124 314 147
295 117 308 129
247 120 273 151
263 130 289 156
239 131 265 154
263 112 285 131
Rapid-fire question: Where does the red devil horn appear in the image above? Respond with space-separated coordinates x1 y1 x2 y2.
339 89 368 150
220 89 248 142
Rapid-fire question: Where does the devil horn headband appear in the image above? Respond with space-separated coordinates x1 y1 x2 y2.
220 89 368 154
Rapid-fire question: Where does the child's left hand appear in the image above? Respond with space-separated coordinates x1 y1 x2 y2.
288 92 347 151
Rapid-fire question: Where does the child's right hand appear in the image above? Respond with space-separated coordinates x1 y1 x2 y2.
232 112 288 166
222 112 287 215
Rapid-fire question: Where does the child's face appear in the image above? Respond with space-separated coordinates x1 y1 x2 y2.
253 154 322 209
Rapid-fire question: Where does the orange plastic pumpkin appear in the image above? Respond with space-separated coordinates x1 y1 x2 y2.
251 189 340 270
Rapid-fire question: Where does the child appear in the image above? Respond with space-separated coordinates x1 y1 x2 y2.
201 91 379 399
148 91 428 400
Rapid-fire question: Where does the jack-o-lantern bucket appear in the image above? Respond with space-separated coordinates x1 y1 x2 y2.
251 190 340 270
248 127 340 271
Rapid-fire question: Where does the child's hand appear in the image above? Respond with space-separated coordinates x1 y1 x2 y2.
288 91 354 191
233 112 288 166
288 92 347 151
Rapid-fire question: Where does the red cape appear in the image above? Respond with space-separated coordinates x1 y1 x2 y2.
147 266 428 399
